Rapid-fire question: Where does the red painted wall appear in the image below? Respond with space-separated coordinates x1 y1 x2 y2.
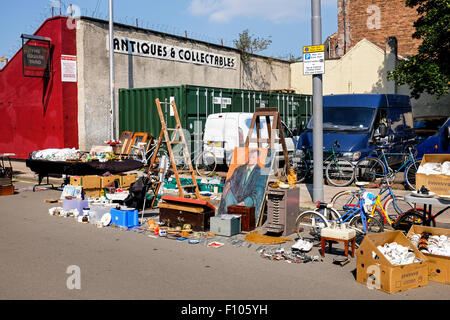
0 16 78 159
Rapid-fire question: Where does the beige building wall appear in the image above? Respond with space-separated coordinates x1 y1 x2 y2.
291 39 391 95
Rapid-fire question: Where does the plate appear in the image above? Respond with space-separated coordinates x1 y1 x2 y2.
437 195 450 201
101 213 112 226
411 191 435 198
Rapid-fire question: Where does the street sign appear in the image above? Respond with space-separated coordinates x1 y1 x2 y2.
303 45 325 75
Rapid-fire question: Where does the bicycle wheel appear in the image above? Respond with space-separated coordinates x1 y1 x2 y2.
195 151 217 177
393 209 436 231
404 159 421 191
325 158 355 187
290 158 309 183
384 196 413 222
354 157 386 184
330 190 360 215
295 210 330 241
349 213 384 234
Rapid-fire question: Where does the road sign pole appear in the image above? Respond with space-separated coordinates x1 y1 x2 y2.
311 0 323 202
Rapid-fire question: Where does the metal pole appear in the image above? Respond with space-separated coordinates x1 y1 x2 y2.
312 0 323 202
109 0 116 141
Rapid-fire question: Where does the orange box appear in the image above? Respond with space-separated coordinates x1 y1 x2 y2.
70 175 101 189
100 175 121 188
356 231 429 294
407 225 450 285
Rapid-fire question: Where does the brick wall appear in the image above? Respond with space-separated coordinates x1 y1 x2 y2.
330 0 421 58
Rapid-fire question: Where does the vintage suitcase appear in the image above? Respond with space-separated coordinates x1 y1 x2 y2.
227 205 255 232
158 196 216 232
159 207 215 231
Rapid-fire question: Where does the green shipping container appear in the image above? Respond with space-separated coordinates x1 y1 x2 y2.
119 85 312 150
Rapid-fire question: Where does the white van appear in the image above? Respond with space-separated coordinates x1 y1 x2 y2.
202 112 295 167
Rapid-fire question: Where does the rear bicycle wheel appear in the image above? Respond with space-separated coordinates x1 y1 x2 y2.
330 190 360 215
393 209 436 231
354 157 386 184
325 158 355 187
290 158 309 183
295 210 329 242
404 159 421 191
195 151 217 177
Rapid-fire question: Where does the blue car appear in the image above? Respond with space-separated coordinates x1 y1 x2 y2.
415 117 450 159
296 94 415 164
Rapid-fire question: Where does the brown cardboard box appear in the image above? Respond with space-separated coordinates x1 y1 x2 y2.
83 188 102 199
406 225 450 284
356 231 429 294
119 174 137 188
100 175 121 188
416 154 450 195
70 175 101 189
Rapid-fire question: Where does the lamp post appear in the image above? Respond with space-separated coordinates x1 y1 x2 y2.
109 0 116 141
311 0 324 202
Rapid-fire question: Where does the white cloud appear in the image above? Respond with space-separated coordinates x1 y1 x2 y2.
188 0 335 23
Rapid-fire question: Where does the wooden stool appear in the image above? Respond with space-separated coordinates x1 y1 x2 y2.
321 236 356 257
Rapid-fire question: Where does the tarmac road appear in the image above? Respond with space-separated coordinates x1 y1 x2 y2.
1 179 450 300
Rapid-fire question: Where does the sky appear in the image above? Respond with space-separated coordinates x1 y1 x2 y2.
0 0 338 62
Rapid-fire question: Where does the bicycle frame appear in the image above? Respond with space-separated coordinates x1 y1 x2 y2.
322 198 369 233
303 144 341 169
377 147 416 176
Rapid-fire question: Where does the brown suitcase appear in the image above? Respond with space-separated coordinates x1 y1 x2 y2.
159 207 215 232
227 205 255 232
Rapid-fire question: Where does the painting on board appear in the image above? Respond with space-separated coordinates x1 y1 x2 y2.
217 147 274 224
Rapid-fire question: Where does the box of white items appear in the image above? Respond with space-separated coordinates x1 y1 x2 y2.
356 231 429 294
407 225 450 285
416 154 450 195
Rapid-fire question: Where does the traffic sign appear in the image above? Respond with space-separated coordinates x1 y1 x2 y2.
303 45 325 75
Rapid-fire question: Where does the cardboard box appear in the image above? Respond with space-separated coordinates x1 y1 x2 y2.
356 231 429 294
100 175 121 188
70 175 101 189
416 154 450 195
83 188 103 199
119 173 137 188
407 225 450 285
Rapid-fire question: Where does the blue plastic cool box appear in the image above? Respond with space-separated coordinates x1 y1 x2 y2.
110 208 139 228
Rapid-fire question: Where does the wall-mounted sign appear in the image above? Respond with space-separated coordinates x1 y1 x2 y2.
108 36 237 70
23 45 49 69
21 34 52 78
61 55 77 82
303 45 325 75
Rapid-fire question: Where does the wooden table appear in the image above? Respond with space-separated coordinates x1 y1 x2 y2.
321 236 356 258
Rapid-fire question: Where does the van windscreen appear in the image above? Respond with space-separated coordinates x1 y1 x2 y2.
306 107 376 131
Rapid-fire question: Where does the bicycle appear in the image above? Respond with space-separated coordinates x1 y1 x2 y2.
331 180 413 226
291 140 355 187
353 145 421 190
130 140 217 178
295 190 384 244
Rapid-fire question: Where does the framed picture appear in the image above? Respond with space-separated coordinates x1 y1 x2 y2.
119 131 134 155
217 147 275 224
128 132 150 158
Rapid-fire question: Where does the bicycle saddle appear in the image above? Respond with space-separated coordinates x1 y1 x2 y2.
355 182 369 186
315 201 333 209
